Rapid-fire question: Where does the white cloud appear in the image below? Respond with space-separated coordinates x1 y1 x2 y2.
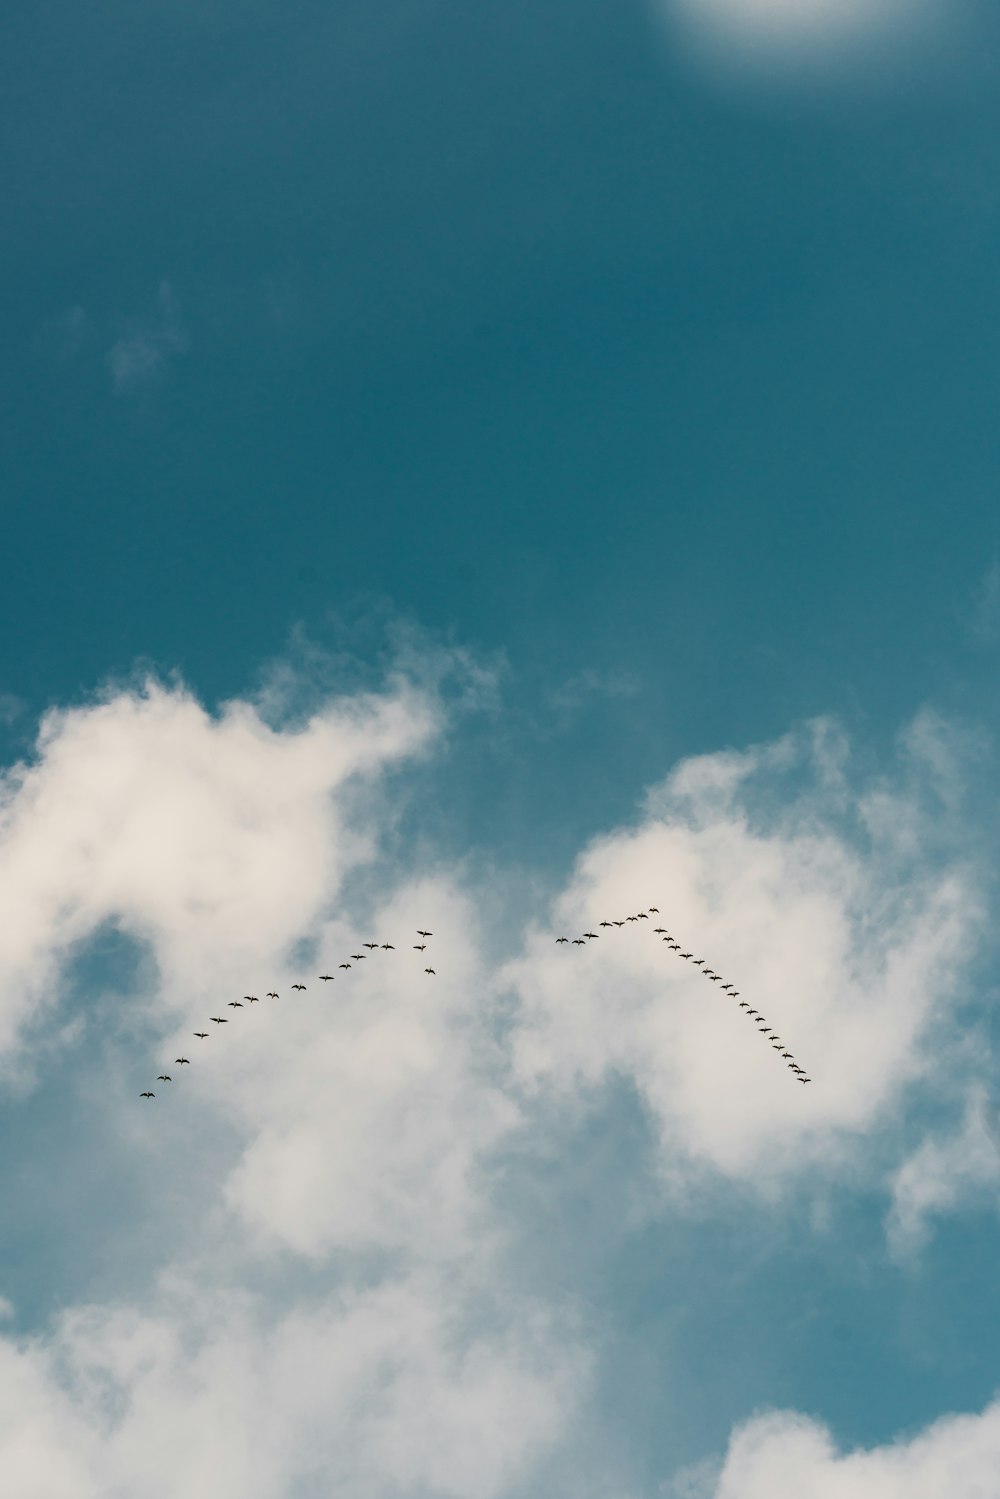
0 1271 587 1499
885 1084 1000 1258
107 281 188 393
0 673 437 1077
712 1398 1000 1498
658 0 937 66
505 713 983 1196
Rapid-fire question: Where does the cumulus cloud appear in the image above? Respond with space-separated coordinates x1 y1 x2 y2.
107 282 188 393
0 1271 587 1499
0 672 437 1075
505 711 984 1196
712 1398 1000 1497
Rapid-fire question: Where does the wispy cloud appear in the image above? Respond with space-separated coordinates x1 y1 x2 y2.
106 281 188 394
657 0 938 69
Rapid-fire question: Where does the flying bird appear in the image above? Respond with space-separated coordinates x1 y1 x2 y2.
175 1058 190 1064
292 983 306 991
627 916 638 922
228 1001 243 1008
600 921 612 928
654 928 666 934
572 939 586 945
319 974 334 981
266 991 279 999
721 984 734 992
157 1075 171 1082
798 1077 811 1084
739 1003 749 1009
381 944 395 950
648 907 659 913
248 996 259 1003
364 943 378 950
613 921 625 927
781 1051 792 1058
194 1032 209 1039
692 960 705 968
584 931 598 939
414 944 426 951
556 937 569 944
637 913 649 920
680 952 693 959
351 954 366 961
210 1017 228 1024
425 967 436 974
140 1091 155 1098
339 963 351 970
417 930 432 937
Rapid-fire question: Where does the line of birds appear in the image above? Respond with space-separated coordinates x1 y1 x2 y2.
555 907 812 1084
138 931 437 1098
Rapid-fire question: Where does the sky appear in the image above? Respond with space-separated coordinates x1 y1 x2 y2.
3 0 1000 1494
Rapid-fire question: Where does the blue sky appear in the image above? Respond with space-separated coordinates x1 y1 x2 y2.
3 1 1000 1495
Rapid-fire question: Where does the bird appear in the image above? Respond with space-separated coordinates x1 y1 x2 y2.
364 942 378 950
351 954 366 961
637 913 649 920
584 931 598 939
649 907 659 913
710 976 723 983
556 937 569 944
600 921 612 928
613 920 625 927
243 995 254 1001
339 963 351 970
381 944 395 950
228 1001 243 1008
425 967 435 974
680 952 693 959
157 1075 171 1082
798 1077 811 1084
319 974 334 981
721 984 734 993
194 1031 209 1039
417 930 432 937
210 1017 228 1024
739 1002 749 1009
266 991 279 999
781 1051 792 1058
572 938 586 945
140 1091 155 1099
654 928 666 934
626 916 638 922
692 960 705 968
175 1057 190 1065
292 983 306 991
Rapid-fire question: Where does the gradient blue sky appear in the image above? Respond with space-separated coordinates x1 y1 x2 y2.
3 2 1000 1496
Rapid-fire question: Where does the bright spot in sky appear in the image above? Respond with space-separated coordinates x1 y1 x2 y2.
667 0 924 58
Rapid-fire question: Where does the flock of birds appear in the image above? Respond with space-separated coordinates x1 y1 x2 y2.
139 905 811 1097
555 907 812 1084
138 930 437 1098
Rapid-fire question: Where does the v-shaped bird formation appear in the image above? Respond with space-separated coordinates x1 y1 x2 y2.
138 930 435 1098
555 907 812 1084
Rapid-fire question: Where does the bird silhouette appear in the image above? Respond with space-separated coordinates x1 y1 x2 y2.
692 960 705 967
572 939 586 945
140 1091 155 1099
417 930 432 937
721 984 734 992
648 907 659 913
194 1031 209 1039
364 943 378 950
211 1017 228 1024
382 944 395 950
781 1051 792 1058
613 921 625 927
680 952 693 959
175 1057 190 1064
292 983 306 991
584 931 598 939
627 916 638 922
637 913 649 920
556 937 569 944
425 967 435 974
414 944 426 951
351 954 366 961
319 974 334 981
339 963 352 970
739 1003 749 1009
228 1001 243 1008
798 1077 811 1084
654 927 666 934
157 1075 171 1082
266 991 279 999
600 921 612 928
